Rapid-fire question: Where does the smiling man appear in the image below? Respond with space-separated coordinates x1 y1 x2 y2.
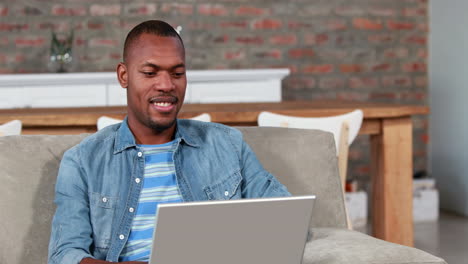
48 20 290 264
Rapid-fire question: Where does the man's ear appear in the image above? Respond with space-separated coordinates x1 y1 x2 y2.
116 62 128 89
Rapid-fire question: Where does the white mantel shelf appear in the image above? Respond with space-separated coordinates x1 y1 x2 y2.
0 68 290 109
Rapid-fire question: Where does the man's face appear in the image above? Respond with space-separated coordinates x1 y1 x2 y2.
117 33 186 134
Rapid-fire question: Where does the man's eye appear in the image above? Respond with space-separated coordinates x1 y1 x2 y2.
173 72 185 78
143 72 155 76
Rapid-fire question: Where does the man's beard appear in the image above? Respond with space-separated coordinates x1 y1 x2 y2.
146 116 177 133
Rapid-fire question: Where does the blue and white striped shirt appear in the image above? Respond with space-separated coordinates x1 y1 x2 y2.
119 140 182 261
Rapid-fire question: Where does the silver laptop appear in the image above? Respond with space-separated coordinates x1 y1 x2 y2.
149 195 316 264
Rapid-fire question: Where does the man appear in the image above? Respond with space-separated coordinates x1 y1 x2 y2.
48 20 290 264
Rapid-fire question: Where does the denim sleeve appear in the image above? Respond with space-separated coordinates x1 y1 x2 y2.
48 147 94 264
239 139 291 198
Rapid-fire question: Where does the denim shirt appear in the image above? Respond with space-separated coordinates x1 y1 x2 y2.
48 118 290 264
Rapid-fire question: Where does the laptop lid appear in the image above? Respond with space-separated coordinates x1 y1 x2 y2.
149 195 315 264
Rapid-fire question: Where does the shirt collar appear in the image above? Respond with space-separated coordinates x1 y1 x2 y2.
113 117 199 154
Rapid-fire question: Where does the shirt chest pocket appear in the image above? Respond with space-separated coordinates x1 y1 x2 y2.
89 192 118 249
204 171 243 200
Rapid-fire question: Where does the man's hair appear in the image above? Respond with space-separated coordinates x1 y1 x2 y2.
123 20 184 62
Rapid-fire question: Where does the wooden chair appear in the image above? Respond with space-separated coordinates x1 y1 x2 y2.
0 120 22 136
97 113 212 131
258 110 363 228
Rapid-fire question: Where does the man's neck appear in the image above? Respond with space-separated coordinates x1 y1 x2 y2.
128 121 176 145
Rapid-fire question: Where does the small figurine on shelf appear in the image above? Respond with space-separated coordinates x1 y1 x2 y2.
48 30 74 73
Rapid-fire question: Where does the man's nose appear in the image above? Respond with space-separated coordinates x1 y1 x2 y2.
155 71 175 91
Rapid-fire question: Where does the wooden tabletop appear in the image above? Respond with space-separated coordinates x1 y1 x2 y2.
0 101 429 128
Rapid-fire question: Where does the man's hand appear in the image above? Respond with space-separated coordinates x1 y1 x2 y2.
80 257 148 264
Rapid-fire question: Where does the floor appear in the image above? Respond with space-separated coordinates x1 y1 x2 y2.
357 211 468 264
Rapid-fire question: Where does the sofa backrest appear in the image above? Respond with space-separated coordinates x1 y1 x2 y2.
0 127 346 264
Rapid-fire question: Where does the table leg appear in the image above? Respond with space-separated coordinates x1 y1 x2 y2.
371 117 414 246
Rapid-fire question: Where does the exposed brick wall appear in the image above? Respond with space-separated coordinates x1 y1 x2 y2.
0 0 429 184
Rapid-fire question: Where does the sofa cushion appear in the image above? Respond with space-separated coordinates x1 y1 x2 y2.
238 127 347 229
0 135 87 264
304 228 447 264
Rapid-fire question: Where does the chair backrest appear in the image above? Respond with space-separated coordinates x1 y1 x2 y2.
0 120 22 136
258 110 363 155
97 113 212 130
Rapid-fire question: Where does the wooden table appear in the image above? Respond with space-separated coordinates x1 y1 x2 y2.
0 101 429 247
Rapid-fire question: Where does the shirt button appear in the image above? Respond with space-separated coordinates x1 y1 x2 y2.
137 152 143 157
129 207 134 213
102 197 107 203
119 234 125 240
224 191 229 196
135 178 141 184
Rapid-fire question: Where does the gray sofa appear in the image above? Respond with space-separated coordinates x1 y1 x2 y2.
0 127 446 264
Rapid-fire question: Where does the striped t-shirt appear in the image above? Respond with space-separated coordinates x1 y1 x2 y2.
120 140 183 261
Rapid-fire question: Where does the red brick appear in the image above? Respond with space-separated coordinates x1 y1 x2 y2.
161 3 193 15
300 5 332 16
326 19 347 31
89 38 118 47
402 35 426 45
235 36 263 45
402 7 426 17
15 37 46 47
0 68 13 73
349 77 378 89
15 54 26 63
0 23 28 32
284 76 316 90
420 134 429 144
87 22 104 30
335 6 365 16
370 92 397 100
368 34 395 44
368 7 396 17
288 21 313 30
224 50 245 60
198 4 228 16
235 6 268 16
254 49 282 59
302 64 334 74
353 18 383 30
418 22 429 32
125 3 156 16
75 38 86 46
0 54 6 63
402 62 426 72
270 34 297 45
414 76 428 87
288 48 315 59
0 37 8 45
340 64 364 73
51 5 86 16
252 19 282 30
90 4 121 16
213 35 229 44
109 53 121 60
188 22 215 30
38 22 69 31
320 50 348 60
371 63 393 72
336 92 369 101
17 6 43 16
387 20 415 30
383 48 409 59
220 21 247 29
319 77 345 89
400 92 427 101
0 6 8 16
382 75 411 88
305 33 329 45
